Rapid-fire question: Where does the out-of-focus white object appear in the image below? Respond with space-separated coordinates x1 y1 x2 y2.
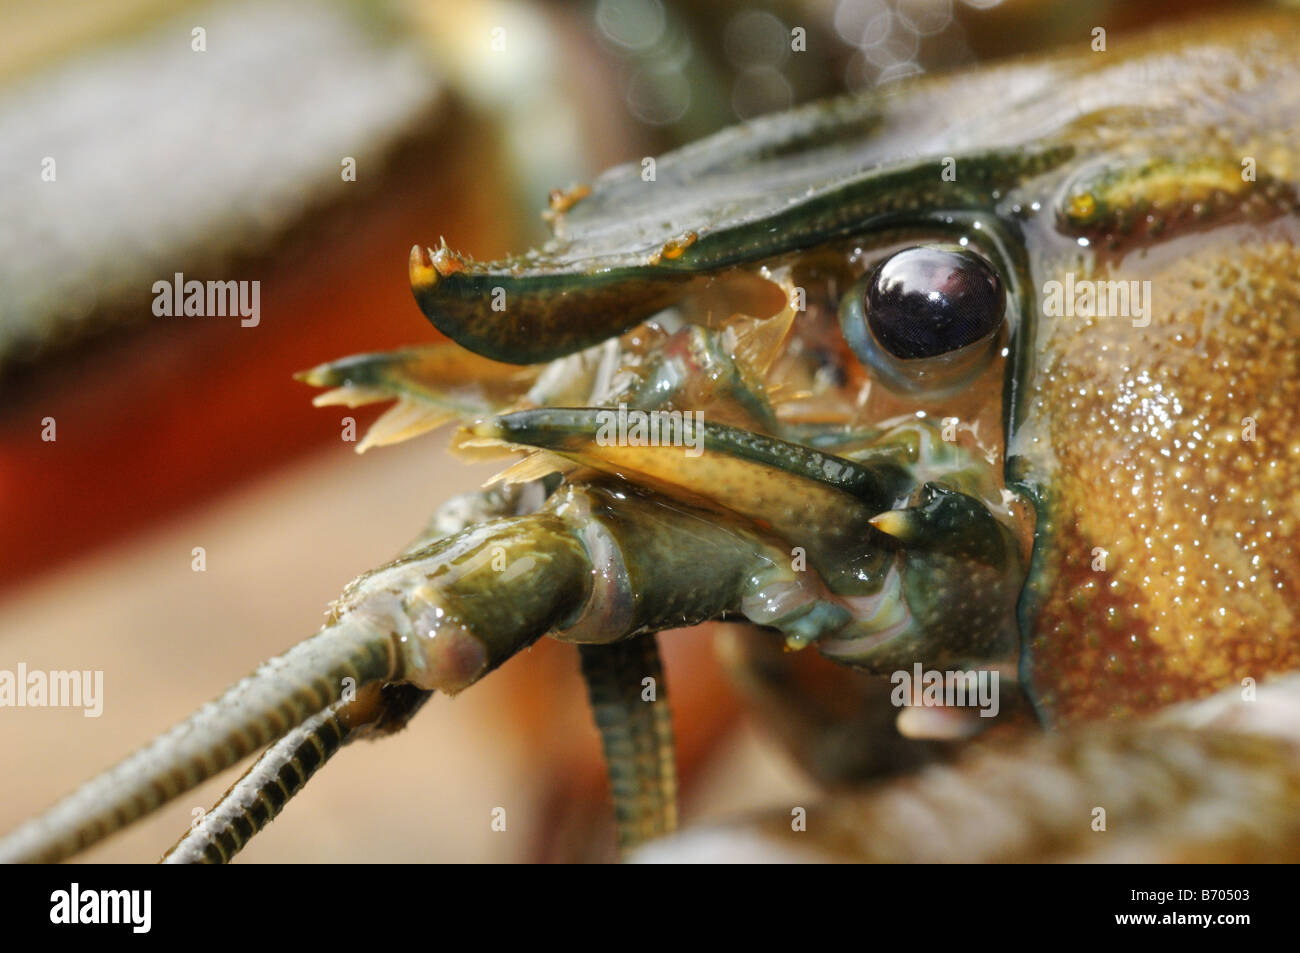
0 0 443 363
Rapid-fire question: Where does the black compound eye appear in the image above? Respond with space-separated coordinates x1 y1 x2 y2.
864 246 1004 360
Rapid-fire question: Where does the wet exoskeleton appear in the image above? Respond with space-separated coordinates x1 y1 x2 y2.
5 8 1300 863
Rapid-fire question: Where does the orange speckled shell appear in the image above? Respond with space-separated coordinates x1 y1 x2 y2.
1011 13 1300 724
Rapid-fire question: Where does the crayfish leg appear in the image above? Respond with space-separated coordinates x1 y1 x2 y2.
579 634 677 855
